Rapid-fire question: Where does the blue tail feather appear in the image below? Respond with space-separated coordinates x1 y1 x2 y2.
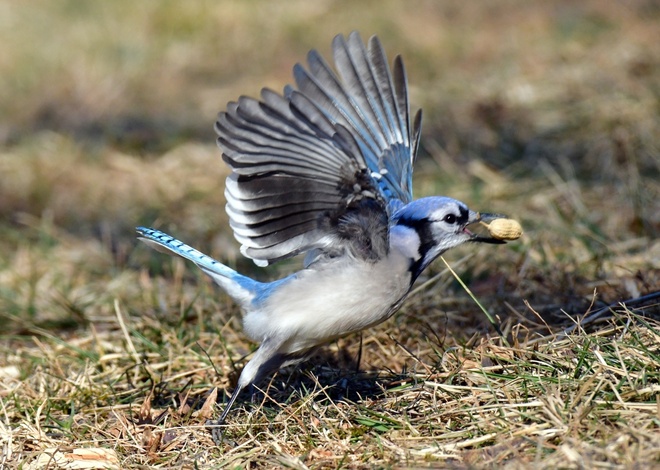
136 226 259 306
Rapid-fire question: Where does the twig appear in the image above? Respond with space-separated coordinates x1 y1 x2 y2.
559 291 660 338
440 257 510 346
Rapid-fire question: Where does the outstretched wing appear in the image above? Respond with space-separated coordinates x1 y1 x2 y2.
293 32 422 205
215 32 421 265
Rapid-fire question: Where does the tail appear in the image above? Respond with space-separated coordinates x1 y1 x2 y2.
136 226 258 306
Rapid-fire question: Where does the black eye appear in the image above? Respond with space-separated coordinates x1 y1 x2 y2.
444 214 457 224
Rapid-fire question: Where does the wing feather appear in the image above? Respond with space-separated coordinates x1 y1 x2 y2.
215 32 421 265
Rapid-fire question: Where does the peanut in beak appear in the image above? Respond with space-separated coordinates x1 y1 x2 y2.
479 218 523 241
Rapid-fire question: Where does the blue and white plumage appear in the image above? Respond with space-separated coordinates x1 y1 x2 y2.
137 32 508 427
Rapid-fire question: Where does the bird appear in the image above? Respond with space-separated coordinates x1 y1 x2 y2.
136 31 511 427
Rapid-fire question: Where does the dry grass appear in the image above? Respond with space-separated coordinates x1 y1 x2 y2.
1 1 659 468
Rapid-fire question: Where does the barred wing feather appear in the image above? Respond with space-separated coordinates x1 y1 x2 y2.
215 32 422 265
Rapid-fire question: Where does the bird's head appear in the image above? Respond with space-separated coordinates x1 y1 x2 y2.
392 197 506 279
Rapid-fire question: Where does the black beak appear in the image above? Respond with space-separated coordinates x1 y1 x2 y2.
466 211 508 245
476 212 509 223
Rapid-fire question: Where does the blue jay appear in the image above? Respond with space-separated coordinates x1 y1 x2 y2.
137 32 509 425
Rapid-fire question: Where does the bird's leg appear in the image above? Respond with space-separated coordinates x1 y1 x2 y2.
206 336 288 444
218 385 243 424
207 384 245 445
355 332 363 373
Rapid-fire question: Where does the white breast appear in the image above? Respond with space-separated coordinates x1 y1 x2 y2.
242 247 413 354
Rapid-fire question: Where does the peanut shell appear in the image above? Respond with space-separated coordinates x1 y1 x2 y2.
486 218 522 240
